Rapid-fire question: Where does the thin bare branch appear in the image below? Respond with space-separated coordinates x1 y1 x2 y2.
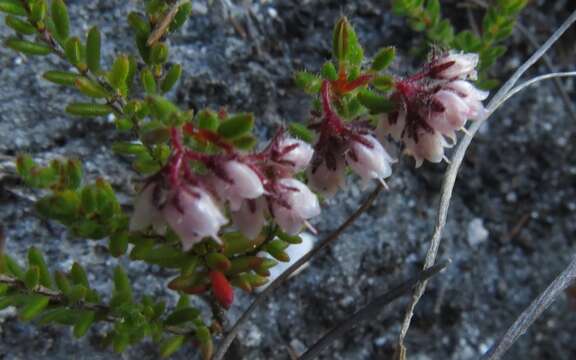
480 254 576 360
213 183 385 360
299 260 451 360
147 0 187 46
396 9 576 356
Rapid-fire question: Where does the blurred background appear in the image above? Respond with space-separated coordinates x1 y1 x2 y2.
1 0 575 358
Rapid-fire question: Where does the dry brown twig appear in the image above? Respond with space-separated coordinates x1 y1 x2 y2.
395 9 576 358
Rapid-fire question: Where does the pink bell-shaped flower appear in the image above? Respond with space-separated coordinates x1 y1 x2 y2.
215 160 264 211
272 178 320 235
426 90 470 140
444 80 489 119
404 130 449 168
346 134 394 187
129 183 166 232
431 52 479 80
274 137 314 173
307 157 346 197
163 186 227 251
231 197 267 240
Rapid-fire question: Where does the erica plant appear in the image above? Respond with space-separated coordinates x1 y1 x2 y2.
0 0 528 358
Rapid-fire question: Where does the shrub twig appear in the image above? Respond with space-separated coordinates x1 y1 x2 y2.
395 9 576 358
213 183 385 360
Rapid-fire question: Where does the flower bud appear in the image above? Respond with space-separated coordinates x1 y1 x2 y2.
275 137 314 173
209 270 234 309
231 198 267 240
307 158 346 197
272 178 320 235
346 134 393 186
129 183 166 232
215 160 264 211
163 186 227 251
431 52 479 80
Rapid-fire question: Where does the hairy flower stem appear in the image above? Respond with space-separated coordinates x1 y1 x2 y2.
0 273 193 336
213 182 385 360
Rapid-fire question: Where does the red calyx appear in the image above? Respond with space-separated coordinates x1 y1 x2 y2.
209 270 234 309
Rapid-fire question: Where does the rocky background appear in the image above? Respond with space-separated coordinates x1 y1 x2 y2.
1 0 576 359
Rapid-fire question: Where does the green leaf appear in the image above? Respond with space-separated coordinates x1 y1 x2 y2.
150 42 169 64
321 61 338 81
205 253 231 272
28 247 52 288
64 37 82 65
75 78 110 98
66 103 113 117
0 0 27 16
112 141 146 156
288 122 314 143
197 109 219 131
148 96 180 124
5 38 51 55
24 266 40 289
127 12 151 37
68 284 87 302
113 266 132 302
161 63 182 93
109 232 129 257
73 311 95 338
37 307 77 325
357 89 393 114
371 47 396 71
169 1 192 32
160 336 185 358
108 54 130 90
65 159 83 190
425 0 441 24
4 255 25 279
5 15 36 35
29 0 46 22
333 17 349 63
20 295 50 321
86 26 101 73
43 70 78 86
164 308 200 326
51 0 69 40
372 75 395 92
141 67 157 94
232 134 257 150
54 271 71 295
70 262 89 287
294 71 322 94
217 113 254 139
264 239 290 262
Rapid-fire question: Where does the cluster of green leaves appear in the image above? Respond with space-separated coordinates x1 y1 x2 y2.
0 249 213 358
293 17 396 133
392 0 527 88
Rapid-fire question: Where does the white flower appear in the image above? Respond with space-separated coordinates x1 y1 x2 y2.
307 157 346 197
346 134 394 187
427 90 470 140
275 137 314 173
215 160 264 211
377 109 406 142
403 130 449 168
129 183 166 232
444 80 489 119
163 186 227 251
432 52 479 80
272 178 320 235
231 198 267 240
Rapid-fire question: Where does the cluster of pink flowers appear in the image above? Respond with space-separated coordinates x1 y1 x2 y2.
129 127 319 251
129 51 487 254
307 81 395 197
377 51 489 167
